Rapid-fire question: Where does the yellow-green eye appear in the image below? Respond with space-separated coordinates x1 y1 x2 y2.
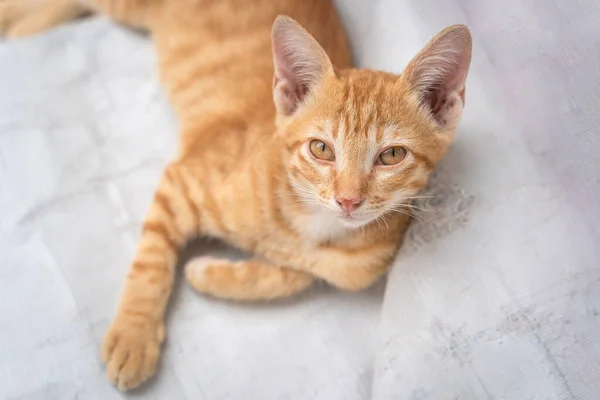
378 146 407 166
309 140 335 161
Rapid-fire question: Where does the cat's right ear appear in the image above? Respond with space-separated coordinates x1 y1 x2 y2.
271 15 334 117
400 25 472 130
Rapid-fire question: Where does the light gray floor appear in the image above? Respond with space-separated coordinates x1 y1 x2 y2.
1 1 599 399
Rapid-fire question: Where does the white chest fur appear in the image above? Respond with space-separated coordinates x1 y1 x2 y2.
299 208 349 243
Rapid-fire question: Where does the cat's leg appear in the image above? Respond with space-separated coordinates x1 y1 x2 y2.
186 243 395 300
296 249 393 292
301 258 389 292
81 0 165 29
276 245 396 292
186 257 315 301
0 0 88 38
102 162 201 390
0 0 163 38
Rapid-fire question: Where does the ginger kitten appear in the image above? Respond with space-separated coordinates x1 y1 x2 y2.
0 0 472 390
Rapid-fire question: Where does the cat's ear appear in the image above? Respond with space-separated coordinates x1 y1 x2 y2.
401 25 472 129
271 15 334 116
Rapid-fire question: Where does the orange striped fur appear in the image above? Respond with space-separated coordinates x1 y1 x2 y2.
1 0 472 390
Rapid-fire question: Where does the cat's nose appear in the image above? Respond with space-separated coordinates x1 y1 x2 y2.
335 196 364 214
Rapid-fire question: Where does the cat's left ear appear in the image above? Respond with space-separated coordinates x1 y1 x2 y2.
400 25 472 129
271 15 334 117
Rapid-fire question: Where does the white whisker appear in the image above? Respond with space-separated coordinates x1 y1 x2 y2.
400 195 435 200
387 204 431 224
398 203 432 213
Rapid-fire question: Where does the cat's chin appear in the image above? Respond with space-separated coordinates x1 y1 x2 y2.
338 215 375 229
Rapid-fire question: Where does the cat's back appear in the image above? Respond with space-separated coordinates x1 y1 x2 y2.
153 0 351 134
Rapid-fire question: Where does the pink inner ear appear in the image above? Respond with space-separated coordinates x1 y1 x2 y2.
271 16 333 116
429 91 464 129
404 26 472 126
272 63 313 116
273 77 308 116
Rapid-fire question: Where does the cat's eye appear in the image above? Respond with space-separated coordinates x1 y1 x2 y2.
309 140 335 161
378 146 407 166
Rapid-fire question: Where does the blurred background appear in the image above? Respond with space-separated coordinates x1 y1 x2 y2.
1 0 599 399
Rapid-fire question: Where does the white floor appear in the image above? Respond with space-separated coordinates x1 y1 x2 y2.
1 1 599 399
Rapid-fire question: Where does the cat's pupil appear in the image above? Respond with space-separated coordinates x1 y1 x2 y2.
391 148 395 158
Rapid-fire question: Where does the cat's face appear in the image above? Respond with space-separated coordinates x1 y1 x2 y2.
271 17 471 230
282 70 459 228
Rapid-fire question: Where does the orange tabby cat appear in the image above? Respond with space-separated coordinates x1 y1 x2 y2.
0 0 472 391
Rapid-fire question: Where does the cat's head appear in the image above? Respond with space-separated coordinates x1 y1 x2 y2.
271 16 471 230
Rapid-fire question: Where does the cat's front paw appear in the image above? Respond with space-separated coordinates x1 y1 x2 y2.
101 316 165 391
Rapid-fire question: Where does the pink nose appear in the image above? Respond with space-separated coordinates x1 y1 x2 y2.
335 196 364 214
